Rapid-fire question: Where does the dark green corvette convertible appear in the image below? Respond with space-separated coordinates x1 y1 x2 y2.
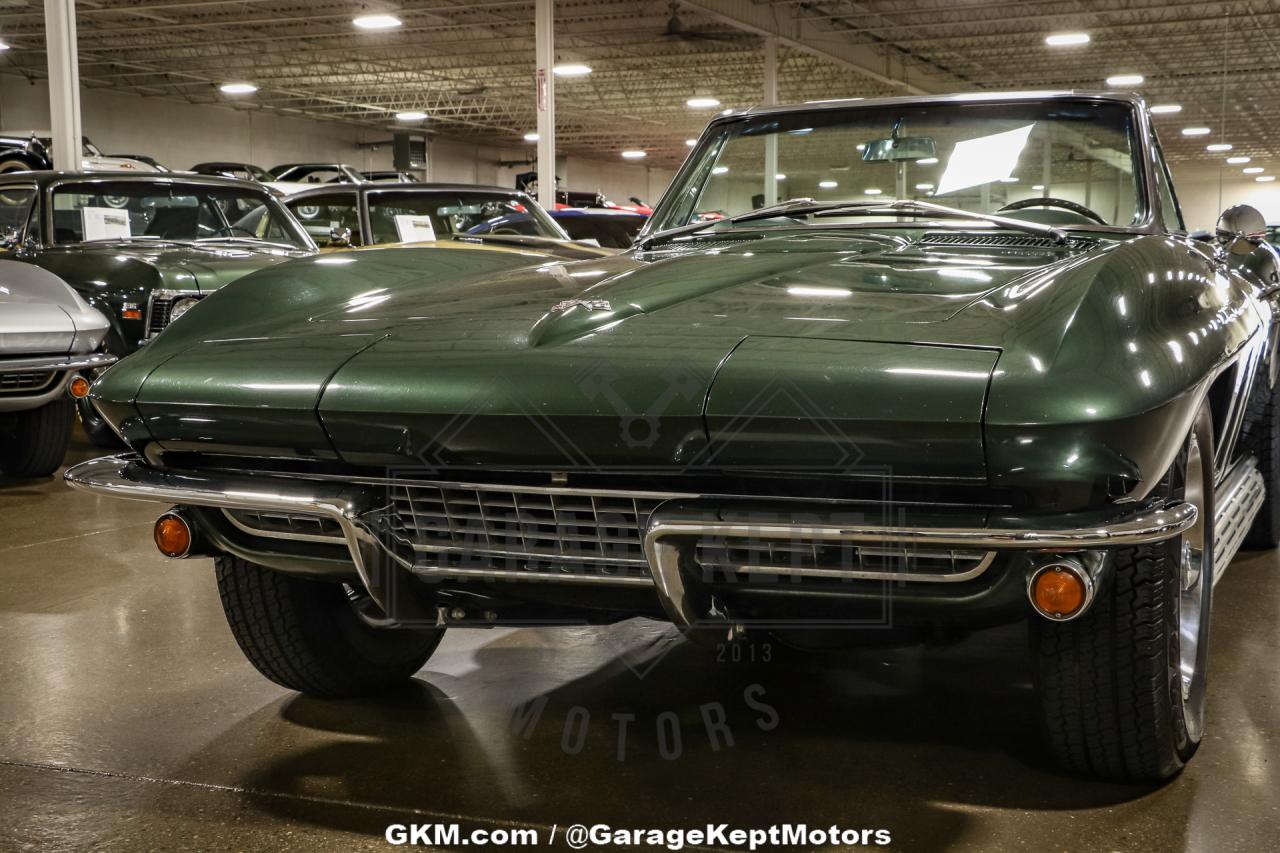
0 171 316 443
67 92 1280 781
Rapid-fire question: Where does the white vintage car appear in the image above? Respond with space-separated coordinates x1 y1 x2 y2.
0 130 158 173
0 259 116 476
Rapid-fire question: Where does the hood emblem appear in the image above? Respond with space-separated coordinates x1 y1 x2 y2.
550 297 611 313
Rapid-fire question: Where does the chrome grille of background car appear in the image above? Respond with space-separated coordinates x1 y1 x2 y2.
0 371 58 395
387 483 670 582
694 541 995 582
147 293 204 337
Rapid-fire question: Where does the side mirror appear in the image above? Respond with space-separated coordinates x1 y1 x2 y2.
1216 204 1267 255
327 225 352 248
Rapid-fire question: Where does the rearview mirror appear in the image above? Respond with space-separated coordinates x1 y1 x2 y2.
861 136 937 162
1216 204 1266 255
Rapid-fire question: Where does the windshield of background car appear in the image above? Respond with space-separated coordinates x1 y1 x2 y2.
49 181 311 247
0 187 35 240
366 191 568 243
556 213 646 248
650 100 1144 233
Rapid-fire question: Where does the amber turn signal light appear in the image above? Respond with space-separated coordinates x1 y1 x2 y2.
153 513 193 558
1029 563 1089 619
67 375 91 399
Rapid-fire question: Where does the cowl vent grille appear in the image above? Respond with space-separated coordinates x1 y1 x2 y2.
921 232 1088 250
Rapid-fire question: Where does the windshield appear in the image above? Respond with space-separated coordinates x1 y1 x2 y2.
50 180 312 248
366 191 568 243
650 99 1144 235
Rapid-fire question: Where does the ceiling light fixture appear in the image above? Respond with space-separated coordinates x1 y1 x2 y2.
685 138 697 146
775 173 786 180
999 177 1019 183
1149 104 1182 114
0 41 10 51
686 97 721 109
1105 74 1144 87
553 63 592 77
395 110 427 121
353 14 402 30
219 82 257 94
1206 143 1233 152
864 188 883 195
1045 32 1090 46
523 132 539 141
916 157 938 165
818 180 838 189
1257 176 1276 182
1243 167 1264 174
620 150 646 159
1226 156 1250 164
1032 184 1045 190
711 166 729 174
1182 127 1211 136
915 183 934 190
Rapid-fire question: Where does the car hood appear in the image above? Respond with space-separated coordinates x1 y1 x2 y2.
107 231 1117 474
65 242 308 293
0 259 109 354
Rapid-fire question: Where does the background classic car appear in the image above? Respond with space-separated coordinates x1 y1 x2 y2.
0 259 115 476
0 131 159 173
68 92 1280 782
0 171 315 443
280 182 614 259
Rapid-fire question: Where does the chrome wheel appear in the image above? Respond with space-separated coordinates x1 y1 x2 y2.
1177 431 1209 738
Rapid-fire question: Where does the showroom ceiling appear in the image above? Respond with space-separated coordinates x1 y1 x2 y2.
0 0 1277 170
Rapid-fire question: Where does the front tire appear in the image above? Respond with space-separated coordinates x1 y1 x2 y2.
1034 401 1214 781
0 394 74 478
215 556 445 697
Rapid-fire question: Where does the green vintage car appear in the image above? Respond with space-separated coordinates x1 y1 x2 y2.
0 171 316 443
67 92 1280 781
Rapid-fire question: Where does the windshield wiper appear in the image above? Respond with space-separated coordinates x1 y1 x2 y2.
640 197 1069 248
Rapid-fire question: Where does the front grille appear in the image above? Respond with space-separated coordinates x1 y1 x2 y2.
387 483 678 582
224 509 344 542
921 232 1088 250
0 371 58 395
695 541 994 582
148 293 203 337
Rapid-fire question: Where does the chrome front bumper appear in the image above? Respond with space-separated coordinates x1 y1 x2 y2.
0 352 117 374
65 454 1198 627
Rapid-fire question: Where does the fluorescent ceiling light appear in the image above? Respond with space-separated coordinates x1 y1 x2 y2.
916 157 938 165
395 110 427 121
686 97 721 109
353 14 402 30
999 176 1019 183
1149 104 1182 114
1257 176 1276 183
915 183 934 190
523 132 539 141
1105 74 1144 86
621 150 646 159
711 166 729 174
818 180 838 189
685 139 697 146
775 173 786 180
1045 32 1090 46
1227 156 1250 164
864 187 883 195
219 82 257 94
1032 184 1045 190
1182 127 1211 136
1243 167 1264 174
0 41 10 51
553 63 592 77
1206 143 1233 152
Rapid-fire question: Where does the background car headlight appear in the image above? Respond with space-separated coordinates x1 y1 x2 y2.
169 296 201 322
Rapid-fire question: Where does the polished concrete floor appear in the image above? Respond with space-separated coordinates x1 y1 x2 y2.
1 435 1277 852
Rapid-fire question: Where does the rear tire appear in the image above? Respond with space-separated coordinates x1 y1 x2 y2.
214 556 445 697
1033 401 1214 781
0 394 74 478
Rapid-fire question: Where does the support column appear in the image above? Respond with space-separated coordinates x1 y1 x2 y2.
534 0 556 210
44 0 82 170
763 37 778 206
